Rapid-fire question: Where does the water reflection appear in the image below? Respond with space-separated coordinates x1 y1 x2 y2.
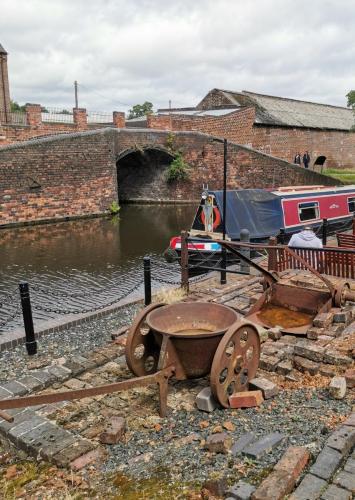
0 204 196 331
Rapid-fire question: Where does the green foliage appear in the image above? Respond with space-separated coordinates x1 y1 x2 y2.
10 100 26 112
166 153 190 183
108 200 120 215
165 132 175 151
346 90 355 109
128 102 153 119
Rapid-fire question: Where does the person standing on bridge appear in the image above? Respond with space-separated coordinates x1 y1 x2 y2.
302 151 310 169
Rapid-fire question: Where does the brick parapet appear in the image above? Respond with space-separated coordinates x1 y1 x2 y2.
73 108 88 129
147 114 172 130
25 104 42 127
112 111 125 128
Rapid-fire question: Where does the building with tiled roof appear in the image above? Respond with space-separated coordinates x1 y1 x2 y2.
154 88 355 169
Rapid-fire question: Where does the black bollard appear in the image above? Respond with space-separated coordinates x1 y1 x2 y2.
143 257 152 306
278 228 286 245
19 282 37 355
322 218 328 246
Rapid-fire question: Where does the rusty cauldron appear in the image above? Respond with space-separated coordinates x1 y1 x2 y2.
125 301 261 408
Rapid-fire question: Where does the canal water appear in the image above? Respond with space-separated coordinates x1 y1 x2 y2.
0 204 197 333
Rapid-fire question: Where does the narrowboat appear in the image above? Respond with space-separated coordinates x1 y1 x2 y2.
167 185 355 262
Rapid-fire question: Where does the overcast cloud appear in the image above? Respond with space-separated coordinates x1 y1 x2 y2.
1 0 354 113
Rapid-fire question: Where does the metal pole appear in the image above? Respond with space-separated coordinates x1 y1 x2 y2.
278 228 286 245
240 229 250 274
19 282 37 355
143 257 151 306
322 218 327 246
180 231 189 292
220 138 227 285
74 80 78 108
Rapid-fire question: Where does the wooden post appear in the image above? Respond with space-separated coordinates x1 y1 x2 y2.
180 231 189 292
268 236 278 271
353 213 355 235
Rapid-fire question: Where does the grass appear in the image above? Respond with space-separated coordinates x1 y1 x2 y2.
322 168 355 184
153 286 187 304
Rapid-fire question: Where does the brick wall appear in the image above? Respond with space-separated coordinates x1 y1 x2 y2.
0 130 117 226
0 128 338 226
251 125 355 169
0 106 125 146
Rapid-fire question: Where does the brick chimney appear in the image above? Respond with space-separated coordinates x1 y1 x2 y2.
0 44 11 123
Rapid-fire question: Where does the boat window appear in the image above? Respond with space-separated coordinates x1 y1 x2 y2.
298 201 319 221
348 197 355 213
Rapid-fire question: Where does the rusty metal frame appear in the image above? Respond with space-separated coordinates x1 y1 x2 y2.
0 365 175 418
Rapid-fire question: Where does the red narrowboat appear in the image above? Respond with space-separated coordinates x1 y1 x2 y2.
167 185 355 260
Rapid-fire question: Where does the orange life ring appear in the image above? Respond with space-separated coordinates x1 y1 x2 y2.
200 207 221 230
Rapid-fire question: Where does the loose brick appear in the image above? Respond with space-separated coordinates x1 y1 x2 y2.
323 349 352 366
70 448 108 471
293 355 319 375
53 439 95 467
251 469 294 500
249 378 278 399
99 416 126 445
203 477 228 497
313 312 333 328
16 375 44 393
274 445 310 479
329 376 347 399
204 433 232 454
344 368 355 388
294 340 325 362
228 480 256 500
0 380 28 397
231 433 256 456
333 310 351 324
276 359 293 375
229 390 264 408
259 354 279 372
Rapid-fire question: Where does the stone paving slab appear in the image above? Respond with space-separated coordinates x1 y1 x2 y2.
309 446 343 480
242 432 285 459
326 426 355 456
321 483 352 500
289 473 328 500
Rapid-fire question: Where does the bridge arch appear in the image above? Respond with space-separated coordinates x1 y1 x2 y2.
116 146 175 202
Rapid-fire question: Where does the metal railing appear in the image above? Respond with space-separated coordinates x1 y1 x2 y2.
0 110 26 125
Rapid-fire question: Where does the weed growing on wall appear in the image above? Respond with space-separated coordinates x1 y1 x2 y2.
108 200 120 215
166 153 191 183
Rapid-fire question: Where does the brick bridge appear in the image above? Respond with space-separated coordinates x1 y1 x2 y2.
0 127 337 227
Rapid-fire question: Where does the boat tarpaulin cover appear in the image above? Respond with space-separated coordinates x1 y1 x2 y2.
212 190 283 239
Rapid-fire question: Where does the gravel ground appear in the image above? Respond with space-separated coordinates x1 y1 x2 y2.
102 386 352 498
0 302 142 384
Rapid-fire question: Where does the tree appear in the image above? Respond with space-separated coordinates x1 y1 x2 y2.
346 90 355 109
10 100 26 112
128 101 153 119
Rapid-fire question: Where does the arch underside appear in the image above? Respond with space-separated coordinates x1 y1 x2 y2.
116 147 175 202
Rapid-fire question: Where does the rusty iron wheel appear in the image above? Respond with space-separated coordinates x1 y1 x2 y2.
125 302 165 377
210 321 260 408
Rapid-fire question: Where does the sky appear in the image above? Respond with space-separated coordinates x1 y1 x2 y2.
1 0 354 113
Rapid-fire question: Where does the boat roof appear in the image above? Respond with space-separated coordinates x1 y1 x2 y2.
271 185 355 197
